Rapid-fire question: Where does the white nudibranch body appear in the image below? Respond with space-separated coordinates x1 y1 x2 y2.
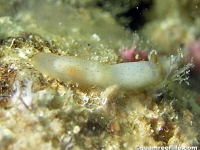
31 52 161 90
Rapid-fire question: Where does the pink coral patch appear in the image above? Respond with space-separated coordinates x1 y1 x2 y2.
185 40 200 73
119 46 148 62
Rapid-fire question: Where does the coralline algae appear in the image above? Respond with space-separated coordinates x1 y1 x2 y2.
31 52 161 90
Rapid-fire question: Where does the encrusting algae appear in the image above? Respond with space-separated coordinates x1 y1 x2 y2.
0 35 198 149
0 0 199 149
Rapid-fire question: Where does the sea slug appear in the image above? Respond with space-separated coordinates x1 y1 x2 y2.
31 52 161 90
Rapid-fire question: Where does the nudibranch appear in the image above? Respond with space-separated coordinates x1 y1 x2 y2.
31 51 161 90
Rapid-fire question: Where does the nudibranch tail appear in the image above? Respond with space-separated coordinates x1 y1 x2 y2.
31 52 161 90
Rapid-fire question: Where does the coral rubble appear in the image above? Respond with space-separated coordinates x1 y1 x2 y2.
0 0 199 149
